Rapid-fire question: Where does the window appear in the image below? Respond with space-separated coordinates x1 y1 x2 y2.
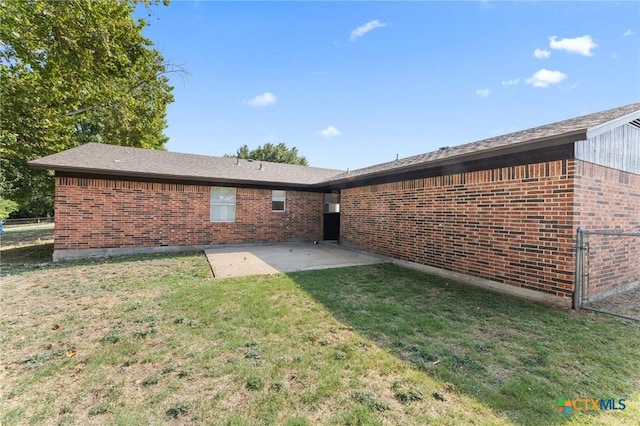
210 187 236 222
324 202 340 213
324 193 340 213
272 190 285 211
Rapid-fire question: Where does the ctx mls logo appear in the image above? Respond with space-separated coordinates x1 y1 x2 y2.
555 398 626 414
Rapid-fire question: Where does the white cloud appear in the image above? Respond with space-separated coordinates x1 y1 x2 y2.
475 89 490 98
549 35 598 56
623 29 636 37
318 125 341 138
501 78 520 86
534 48 551 59
349 20 387 42
526 69 567 88
246 92 277 107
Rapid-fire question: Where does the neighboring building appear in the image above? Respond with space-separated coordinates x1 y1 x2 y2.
30 103 640 306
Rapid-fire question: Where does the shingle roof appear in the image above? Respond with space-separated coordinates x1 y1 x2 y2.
30 103 640 187
326 102 640 182
29 143 345 187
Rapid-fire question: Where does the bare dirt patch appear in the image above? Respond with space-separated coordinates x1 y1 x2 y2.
585 285 640 320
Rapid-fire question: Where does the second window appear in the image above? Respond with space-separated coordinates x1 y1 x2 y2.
272 190 285 211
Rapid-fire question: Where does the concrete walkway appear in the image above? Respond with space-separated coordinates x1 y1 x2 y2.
204 242 385 279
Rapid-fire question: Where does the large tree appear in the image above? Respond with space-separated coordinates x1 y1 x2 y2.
0 0 174 216
227 143 308 166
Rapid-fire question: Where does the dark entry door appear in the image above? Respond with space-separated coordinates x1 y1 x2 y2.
323 193 340 240
324 213 340 240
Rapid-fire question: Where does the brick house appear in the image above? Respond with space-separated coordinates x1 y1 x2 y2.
30 145 343 258
30 103 640 305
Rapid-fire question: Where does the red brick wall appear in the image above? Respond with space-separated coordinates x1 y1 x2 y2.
573 161 640 300
340 160 577 298
54 177 323 250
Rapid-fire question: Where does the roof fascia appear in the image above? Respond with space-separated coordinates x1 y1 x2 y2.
323 143 575 190
50 169 321 191
317 130 586 187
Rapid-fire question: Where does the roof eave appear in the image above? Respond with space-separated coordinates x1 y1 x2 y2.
586 110 640 139
319 129 586 186
29 164 321 189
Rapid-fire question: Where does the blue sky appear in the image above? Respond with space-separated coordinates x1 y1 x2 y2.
140 1 640 171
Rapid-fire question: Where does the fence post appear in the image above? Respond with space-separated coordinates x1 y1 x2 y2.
573 227 583 310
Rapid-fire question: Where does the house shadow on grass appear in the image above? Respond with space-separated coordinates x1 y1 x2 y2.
287 264 640 426
0 242 54 267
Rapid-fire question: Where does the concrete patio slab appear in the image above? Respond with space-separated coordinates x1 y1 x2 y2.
205 242 385 279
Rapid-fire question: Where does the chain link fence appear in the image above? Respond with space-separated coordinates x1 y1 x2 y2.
574 228 640 321
3 217 54 227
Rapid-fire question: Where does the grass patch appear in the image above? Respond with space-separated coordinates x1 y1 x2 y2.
0 223 54 246
291 265 640 425
165 401 189 419
392 382 424 404
142 375 160 387
1 252 638 425
351 390 390 412
0 243 53 270
100 330 122 344
0 223 54 273
246 376 266 391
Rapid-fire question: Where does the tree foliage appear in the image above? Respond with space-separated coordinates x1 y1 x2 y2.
226 143 308 166
0 0 174 216
0 198 18 220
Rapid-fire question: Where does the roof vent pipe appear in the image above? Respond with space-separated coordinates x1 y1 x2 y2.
259 163 263 170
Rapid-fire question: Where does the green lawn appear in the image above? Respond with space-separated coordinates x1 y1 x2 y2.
0 223 54 274
1 229 638 424
0 222 54 247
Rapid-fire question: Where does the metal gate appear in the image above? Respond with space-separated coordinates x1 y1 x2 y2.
574 227 640 321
